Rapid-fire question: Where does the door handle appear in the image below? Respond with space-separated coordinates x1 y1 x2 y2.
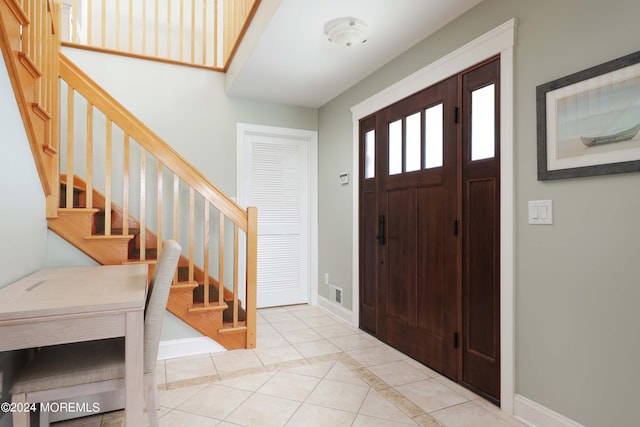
376 214 385 245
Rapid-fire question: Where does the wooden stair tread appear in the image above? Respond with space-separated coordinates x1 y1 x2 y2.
122 259 157 265
218 325 248 334
188 303 228 313
171 282 199 291
85 234 134 241
57 208 100 215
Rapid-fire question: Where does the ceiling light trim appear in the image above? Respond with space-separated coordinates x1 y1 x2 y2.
324 17 368 47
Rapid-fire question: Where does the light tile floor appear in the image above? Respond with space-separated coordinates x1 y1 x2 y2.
53 305 526 427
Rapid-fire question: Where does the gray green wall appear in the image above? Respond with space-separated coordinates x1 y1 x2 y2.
317 0 640 425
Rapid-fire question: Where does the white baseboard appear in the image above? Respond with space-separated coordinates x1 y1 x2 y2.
157 337 226 360
514 394 584 427
317 295 355 325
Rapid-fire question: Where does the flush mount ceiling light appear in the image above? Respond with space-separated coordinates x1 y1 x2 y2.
324 17 368 47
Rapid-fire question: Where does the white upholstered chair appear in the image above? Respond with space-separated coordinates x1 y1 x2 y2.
11 240 181 427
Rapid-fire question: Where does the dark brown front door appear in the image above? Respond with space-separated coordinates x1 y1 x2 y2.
359 58 501 403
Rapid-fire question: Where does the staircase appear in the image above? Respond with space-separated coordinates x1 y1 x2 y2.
53 174 251 349
0 0 258 349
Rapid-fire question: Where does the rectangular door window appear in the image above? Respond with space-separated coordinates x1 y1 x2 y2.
405 112 421 172
471 83 496 161
424 103 444 169
364 129 375 179
389 119 403 175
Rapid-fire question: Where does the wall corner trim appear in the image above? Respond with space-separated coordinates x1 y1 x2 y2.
514 394 585 427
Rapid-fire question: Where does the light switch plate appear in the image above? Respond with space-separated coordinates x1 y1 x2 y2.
339 172 349 185
528 200 553 224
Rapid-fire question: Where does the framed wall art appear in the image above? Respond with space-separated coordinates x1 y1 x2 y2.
537 50 640 180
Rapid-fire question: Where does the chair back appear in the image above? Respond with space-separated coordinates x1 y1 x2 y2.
144 239 181 372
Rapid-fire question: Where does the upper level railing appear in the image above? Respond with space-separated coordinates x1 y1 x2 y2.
59 0 260 70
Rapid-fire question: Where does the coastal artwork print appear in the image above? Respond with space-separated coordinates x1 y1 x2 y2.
537 51 640 180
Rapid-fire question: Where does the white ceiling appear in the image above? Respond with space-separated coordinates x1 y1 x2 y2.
225 0 483 108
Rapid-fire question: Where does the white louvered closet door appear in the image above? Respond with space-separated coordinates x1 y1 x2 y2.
246 133 309 307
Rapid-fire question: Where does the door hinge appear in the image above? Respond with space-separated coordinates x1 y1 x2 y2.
454 106 460 124
376 214 386 245
453 220 459 236
454 332 459 349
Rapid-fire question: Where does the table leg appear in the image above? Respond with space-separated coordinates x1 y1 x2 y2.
124 310 145 426
11 394 28 427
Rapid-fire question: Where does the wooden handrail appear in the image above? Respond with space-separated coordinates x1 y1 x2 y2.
58 52 248 231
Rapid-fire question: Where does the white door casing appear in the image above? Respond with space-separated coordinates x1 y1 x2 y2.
237 123 318 308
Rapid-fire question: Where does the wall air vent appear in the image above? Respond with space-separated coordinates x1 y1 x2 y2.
329 285 343 306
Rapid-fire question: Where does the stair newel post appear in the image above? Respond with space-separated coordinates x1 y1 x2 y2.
245 206 257 349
